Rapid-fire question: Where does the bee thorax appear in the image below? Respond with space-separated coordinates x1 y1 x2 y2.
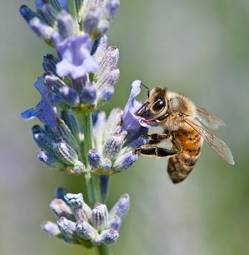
168 92 196 117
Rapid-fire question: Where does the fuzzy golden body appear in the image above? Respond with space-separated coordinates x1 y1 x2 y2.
135 86 234 184
159 91 203 183
168 127 203 183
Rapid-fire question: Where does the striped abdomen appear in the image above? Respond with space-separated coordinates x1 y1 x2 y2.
167 128 203 183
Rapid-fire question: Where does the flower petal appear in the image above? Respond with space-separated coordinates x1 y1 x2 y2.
56 35 98 79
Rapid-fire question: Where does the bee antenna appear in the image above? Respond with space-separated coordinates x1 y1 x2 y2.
141 82 150 90
141 82 150 97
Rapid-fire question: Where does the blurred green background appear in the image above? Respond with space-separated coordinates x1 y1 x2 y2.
1 1 249 254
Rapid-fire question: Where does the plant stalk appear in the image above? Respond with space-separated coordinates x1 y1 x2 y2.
68 0 80 33
98 245 112 255
80 110 111 255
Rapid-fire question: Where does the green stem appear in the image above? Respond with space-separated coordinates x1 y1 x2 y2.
68 0 80 33
81 111 97 206
82 112 93 156
98 244 112 255
84 172 96 206
80 110 111 255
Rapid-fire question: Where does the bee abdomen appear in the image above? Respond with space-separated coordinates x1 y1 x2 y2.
167 148 201 184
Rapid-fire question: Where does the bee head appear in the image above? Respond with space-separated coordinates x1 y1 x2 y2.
136 87 169 124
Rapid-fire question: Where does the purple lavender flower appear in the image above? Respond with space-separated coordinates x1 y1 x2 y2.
21 99 58 128
20 0 147 251
81 82 97 103
83 0 120 38
42 189 129 246
43 74 80 106
21 74 81 127
56 34 98 79
20 5 55 41
122 80 148 144
31 122 85 174
88 81 148 173
93 36 120 104
21 77 58 127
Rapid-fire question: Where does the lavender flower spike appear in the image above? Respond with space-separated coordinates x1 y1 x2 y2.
89 81 148 174
43 190 130 246
83 0 120 38
20 0 148 252
94 36 120 104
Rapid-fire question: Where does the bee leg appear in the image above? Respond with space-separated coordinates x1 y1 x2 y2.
134 144 178 157
171 134 182 153
148 133 170 144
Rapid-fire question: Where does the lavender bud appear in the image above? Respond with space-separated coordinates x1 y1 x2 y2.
110 193 130 219
32 125 53 151
64 193 83 210
103 132 126 159
61 109 84 143
56 119 80 154
80 82 97 103
57 10 74 39
113 151 138 170
37 150 64 168
101 158 112 170
88 149 101 168
88 149 112 170
76 221 98 241
57 217 76 242
83 10 101 35
108 215 122 230
37 3 58 26
20 5 36 23
95 229 119 245
30 17 55 40
96 69 120 103
91 203 108 231
53 141 79 165
44 74 80 106
49 198 73 218
59 86 80 106
38 101 58 128
95 44 120 103
97 47 119 77
97 68 120 89
43 54 59 74
64 193 92 221
41 221 61 236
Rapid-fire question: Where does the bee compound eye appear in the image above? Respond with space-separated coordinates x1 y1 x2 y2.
152 98 166 112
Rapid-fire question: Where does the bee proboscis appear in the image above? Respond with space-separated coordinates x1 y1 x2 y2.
135 86 234 184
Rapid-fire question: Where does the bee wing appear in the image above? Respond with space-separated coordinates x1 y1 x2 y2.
196 106 225 130
184 118 235 165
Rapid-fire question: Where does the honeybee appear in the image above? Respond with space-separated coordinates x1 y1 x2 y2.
135 85 235 184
